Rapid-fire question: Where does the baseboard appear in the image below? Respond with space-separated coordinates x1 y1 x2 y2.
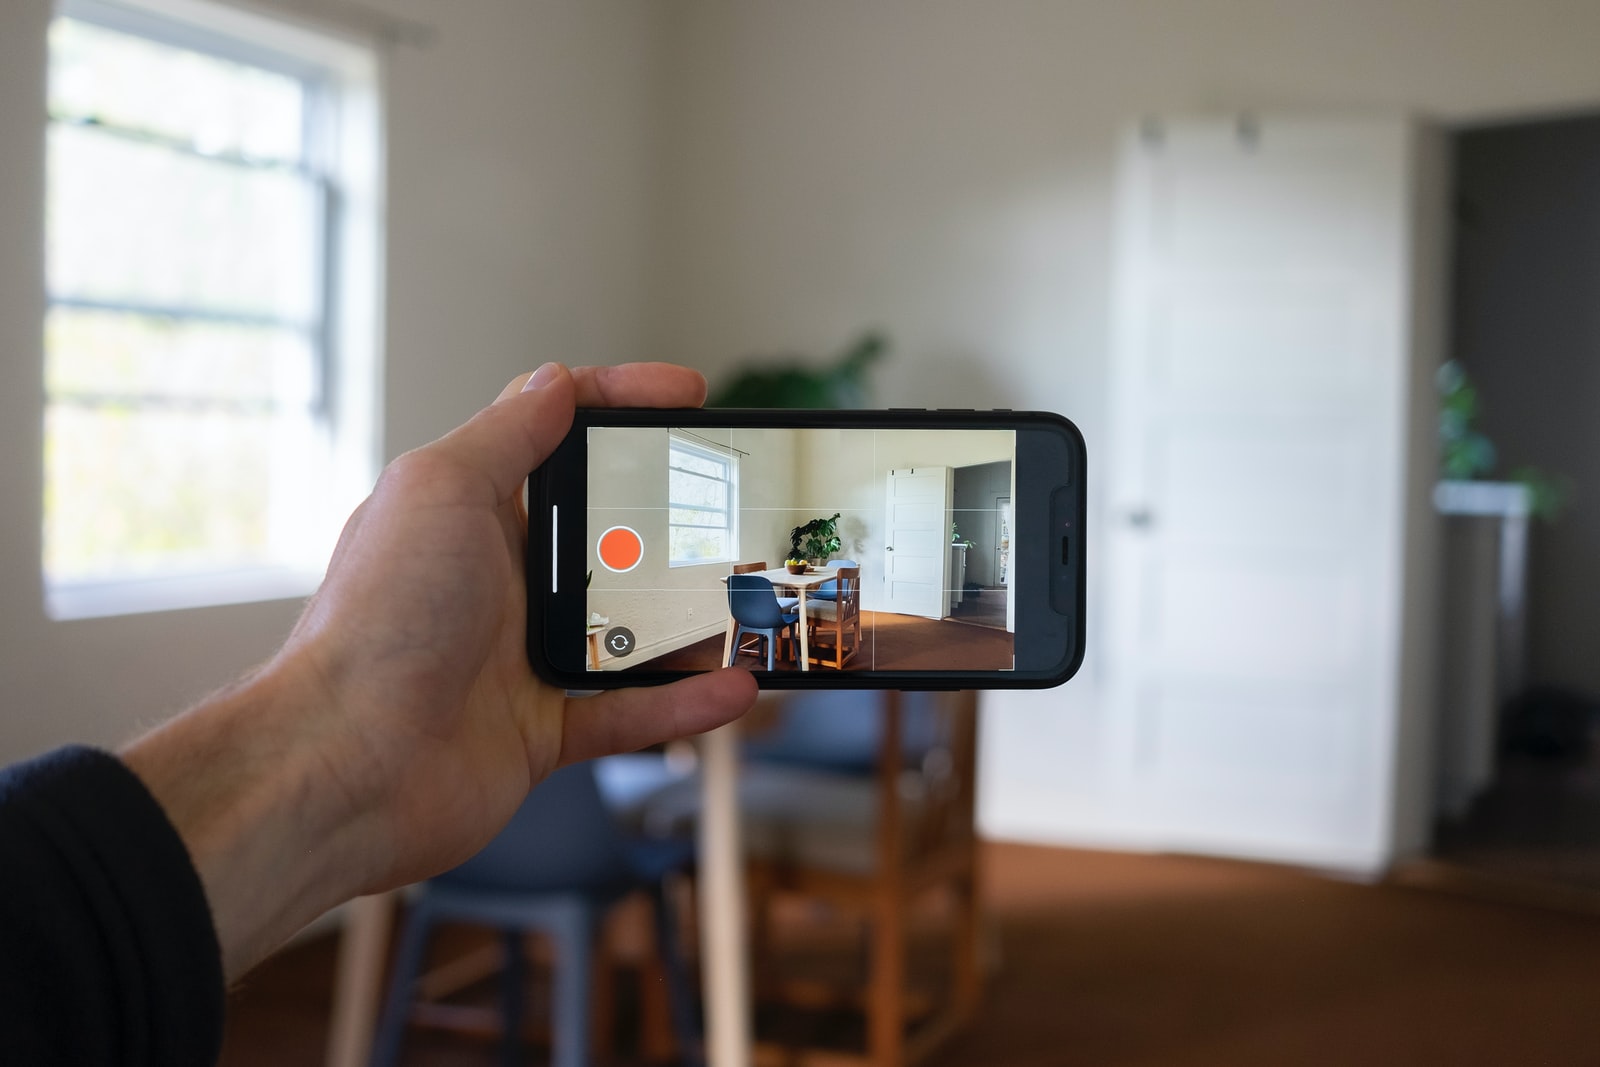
597 619 729 670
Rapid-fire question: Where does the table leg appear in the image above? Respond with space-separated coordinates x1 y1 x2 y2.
587 632 601 671
325 891 398 1067
797 590 810 671
698 723 752 1067
722 618 737 668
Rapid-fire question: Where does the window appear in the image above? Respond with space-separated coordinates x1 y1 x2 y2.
668 435 738 565
43 0 381 619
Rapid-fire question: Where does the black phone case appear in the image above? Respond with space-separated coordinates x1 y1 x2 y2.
527 408 1085 690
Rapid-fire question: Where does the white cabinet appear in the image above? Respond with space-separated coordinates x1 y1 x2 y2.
1098 115 1445 871
1433 481 1530 818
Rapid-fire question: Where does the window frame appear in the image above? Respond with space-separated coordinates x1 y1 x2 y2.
667 434 739 568
43 0 383 620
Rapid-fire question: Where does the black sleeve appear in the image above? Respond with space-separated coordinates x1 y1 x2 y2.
0 745 224 1067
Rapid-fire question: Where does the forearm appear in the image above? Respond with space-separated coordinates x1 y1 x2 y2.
121 653 378 980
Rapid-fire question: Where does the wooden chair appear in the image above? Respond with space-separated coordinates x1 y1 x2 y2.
804 565 861 669
743 690 983 1066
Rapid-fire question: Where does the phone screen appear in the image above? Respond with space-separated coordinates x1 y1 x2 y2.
530 409 1083 689
573 419 1041 678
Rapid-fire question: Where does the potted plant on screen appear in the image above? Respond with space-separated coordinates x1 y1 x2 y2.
790 514 842 567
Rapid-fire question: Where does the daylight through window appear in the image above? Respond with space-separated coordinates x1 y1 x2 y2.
668 435 738 565
43 0 381 618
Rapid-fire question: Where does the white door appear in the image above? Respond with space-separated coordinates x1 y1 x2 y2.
1103 116 1442 867
884 467 951 619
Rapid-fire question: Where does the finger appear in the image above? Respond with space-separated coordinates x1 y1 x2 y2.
570 363 707 410
428 363 577 505
555 669 758 766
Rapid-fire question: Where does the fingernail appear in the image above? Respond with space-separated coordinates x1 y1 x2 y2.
522 362 561 392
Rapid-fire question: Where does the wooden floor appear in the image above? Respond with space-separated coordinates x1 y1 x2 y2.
636 611 1014 674
947 586 1007 629
220 842 1600 1066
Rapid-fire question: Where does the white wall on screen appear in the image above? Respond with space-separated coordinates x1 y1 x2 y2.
585 426 1013 663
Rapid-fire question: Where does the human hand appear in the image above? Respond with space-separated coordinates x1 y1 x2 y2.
285 361 757 886
123 362 757 976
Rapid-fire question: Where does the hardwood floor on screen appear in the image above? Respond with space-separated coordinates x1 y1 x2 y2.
634 611 1014 674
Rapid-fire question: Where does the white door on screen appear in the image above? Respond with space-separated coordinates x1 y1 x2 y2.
1100 115 1444 870
883 467 951 620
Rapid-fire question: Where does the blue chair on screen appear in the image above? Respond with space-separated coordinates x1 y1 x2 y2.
727 573 800 671
369 761 700 1067
809 558 859 602
732 560 798 611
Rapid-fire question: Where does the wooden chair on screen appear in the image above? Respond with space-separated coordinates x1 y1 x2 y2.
741 689 983 1067
804 565 861 670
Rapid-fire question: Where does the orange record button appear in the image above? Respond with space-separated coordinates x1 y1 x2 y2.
597 525 644 573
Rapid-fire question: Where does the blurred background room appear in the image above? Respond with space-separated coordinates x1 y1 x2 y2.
4 0 1600 1064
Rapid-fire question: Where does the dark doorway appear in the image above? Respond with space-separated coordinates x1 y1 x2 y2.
1431 112 1600 895
950 461 1011 630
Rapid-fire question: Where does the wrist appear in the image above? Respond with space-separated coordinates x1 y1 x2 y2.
122 652 380 978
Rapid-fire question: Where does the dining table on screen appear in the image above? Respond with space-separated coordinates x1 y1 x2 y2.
720 565 839 672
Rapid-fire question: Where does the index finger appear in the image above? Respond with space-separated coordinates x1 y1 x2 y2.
570 362 708 410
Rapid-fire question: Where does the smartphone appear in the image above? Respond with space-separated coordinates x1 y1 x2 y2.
527 408 1085 690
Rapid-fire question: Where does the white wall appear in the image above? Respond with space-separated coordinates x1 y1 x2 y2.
0 0 666 764
13 0 1600 858
647 0 1600 854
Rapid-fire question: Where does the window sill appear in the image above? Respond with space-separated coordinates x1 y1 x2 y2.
46 564 323 621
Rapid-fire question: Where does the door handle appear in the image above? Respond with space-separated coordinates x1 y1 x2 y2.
886 545 894 551
1125 508 1154 530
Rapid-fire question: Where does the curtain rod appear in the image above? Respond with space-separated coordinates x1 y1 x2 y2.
672 429 751 458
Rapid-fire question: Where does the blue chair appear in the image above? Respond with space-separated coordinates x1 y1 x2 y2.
808 558 859 602
369 761 701 1067
727 574 800 671
732 561 798 611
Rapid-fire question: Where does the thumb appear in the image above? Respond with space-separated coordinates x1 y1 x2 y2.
431 363 577 504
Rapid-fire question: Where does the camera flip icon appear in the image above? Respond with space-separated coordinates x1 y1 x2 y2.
603 626 635 658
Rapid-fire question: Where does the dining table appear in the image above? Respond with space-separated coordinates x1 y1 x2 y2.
721 565 839 671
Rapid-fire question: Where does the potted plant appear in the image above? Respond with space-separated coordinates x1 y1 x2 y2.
1438 361 1567 520
708 332 886 409
790 513 841 566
